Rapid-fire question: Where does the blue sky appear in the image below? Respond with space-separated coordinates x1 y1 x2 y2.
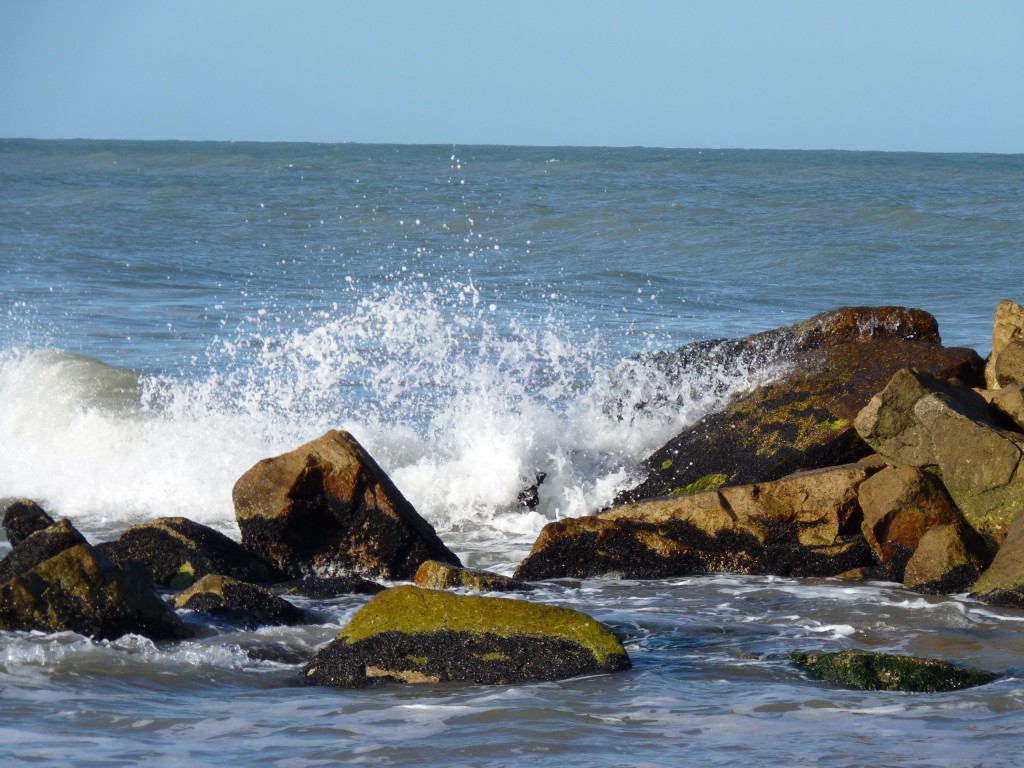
1 0 1022 153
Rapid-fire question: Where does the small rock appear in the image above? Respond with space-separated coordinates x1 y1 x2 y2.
0 518 88 584
170 574 310 628
278 575 384 599
985 300 1024 389
971 509 1024 607
414 560 534 592
2 499 56 548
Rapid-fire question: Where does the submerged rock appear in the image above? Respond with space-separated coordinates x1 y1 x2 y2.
414 560 534 592
0 518 89 584
0 543 190 641
616 307 982 505
2 499 56 548
855 367 1024 540
301 585 630 687
278 575 384 599
233 430 461 580
516 462 880 581
170 574 310 628
790 650 998 693
98 516 282 589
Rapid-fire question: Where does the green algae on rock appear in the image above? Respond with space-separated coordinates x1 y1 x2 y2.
301 585 630 687
790 650 998 693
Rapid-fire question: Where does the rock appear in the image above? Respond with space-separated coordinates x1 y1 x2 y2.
990 341 1024 390
978 383 1024 432
0 518 89 584
856 367 1024 540
233 430 461 580
985 300 1024 389
516 463 880 581
790 650 998 692
970 509 1024 607
170 574 310 627
0 543 191 641
903 524 989 594
97 517 282 589
278 576 384 599
301 585 630 687
857 465 989 585
2 499 56 547
616 313 983 506
414 560 534 592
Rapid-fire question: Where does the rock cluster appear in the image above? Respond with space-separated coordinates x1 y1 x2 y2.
5 302 1022 694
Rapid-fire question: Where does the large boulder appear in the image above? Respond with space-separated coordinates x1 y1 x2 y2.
0 518 89 584
2 499 56 547
985 299 1024 389
0 543 190 641
233 431 461 580
791 650 997 692
516 462 881 581
301 585 630 687
856 368 1024 540
170 574 310 628
414 560 533 592
857 465 990 588
98 517 282 589
616 308 983 506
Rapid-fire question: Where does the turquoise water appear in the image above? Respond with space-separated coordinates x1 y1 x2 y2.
2 140 1023 766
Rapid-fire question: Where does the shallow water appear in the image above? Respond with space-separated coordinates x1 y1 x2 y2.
2 140 1024 766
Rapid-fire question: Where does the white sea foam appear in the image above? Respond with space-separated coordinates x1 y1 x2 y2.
0 279 777 553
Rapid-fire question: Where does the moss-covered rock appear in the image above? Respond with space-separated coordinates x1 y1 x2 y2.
0 543 191 641
170 574 310 627
856 368 1024 540
0 518 88 584
301 585 630 687
516 463 879 581
616 317 982 506
790 650 998 692
233 430 460 580
414 560 534 592
2 499 56 547
97 516 282 589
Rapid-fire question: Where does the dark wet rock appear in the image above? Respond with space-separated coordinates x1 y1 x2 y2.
301 585 630 687
414 560 534 592
233 430 461 580
278 575 384 599
170 574 310 628
790 650 998 692
97 517 283 589
985 299 1024 389
517 472 546 511
0 543 191 641
616 312 982 506
857 465 990 587
516 462 880 581
970 509 1024 607
0 518 88 584
2 499 56 547
855 367 1024 541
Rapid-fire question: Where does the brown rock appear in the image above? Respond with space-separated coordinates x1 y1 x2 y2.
990 341 1024 390
2 499 56 548
971 510 1024 607
516 463 880 581
857 465 983 582
170 574 310 627
978 383 1024 432
0 518 88 584
414 560 533 592
233 430 460 580
903 524 989 594
985 300 1024 389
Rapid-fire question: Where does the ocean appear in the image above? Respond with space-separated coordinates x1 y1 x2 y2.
2 139 1023 766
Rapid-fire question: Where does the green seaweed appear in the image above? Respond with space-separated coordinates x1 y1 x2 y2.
790 650 998 693
669 473 730 496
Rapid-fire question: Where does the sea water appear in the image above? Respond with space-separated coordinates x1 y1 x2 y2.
1 139 1024 766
